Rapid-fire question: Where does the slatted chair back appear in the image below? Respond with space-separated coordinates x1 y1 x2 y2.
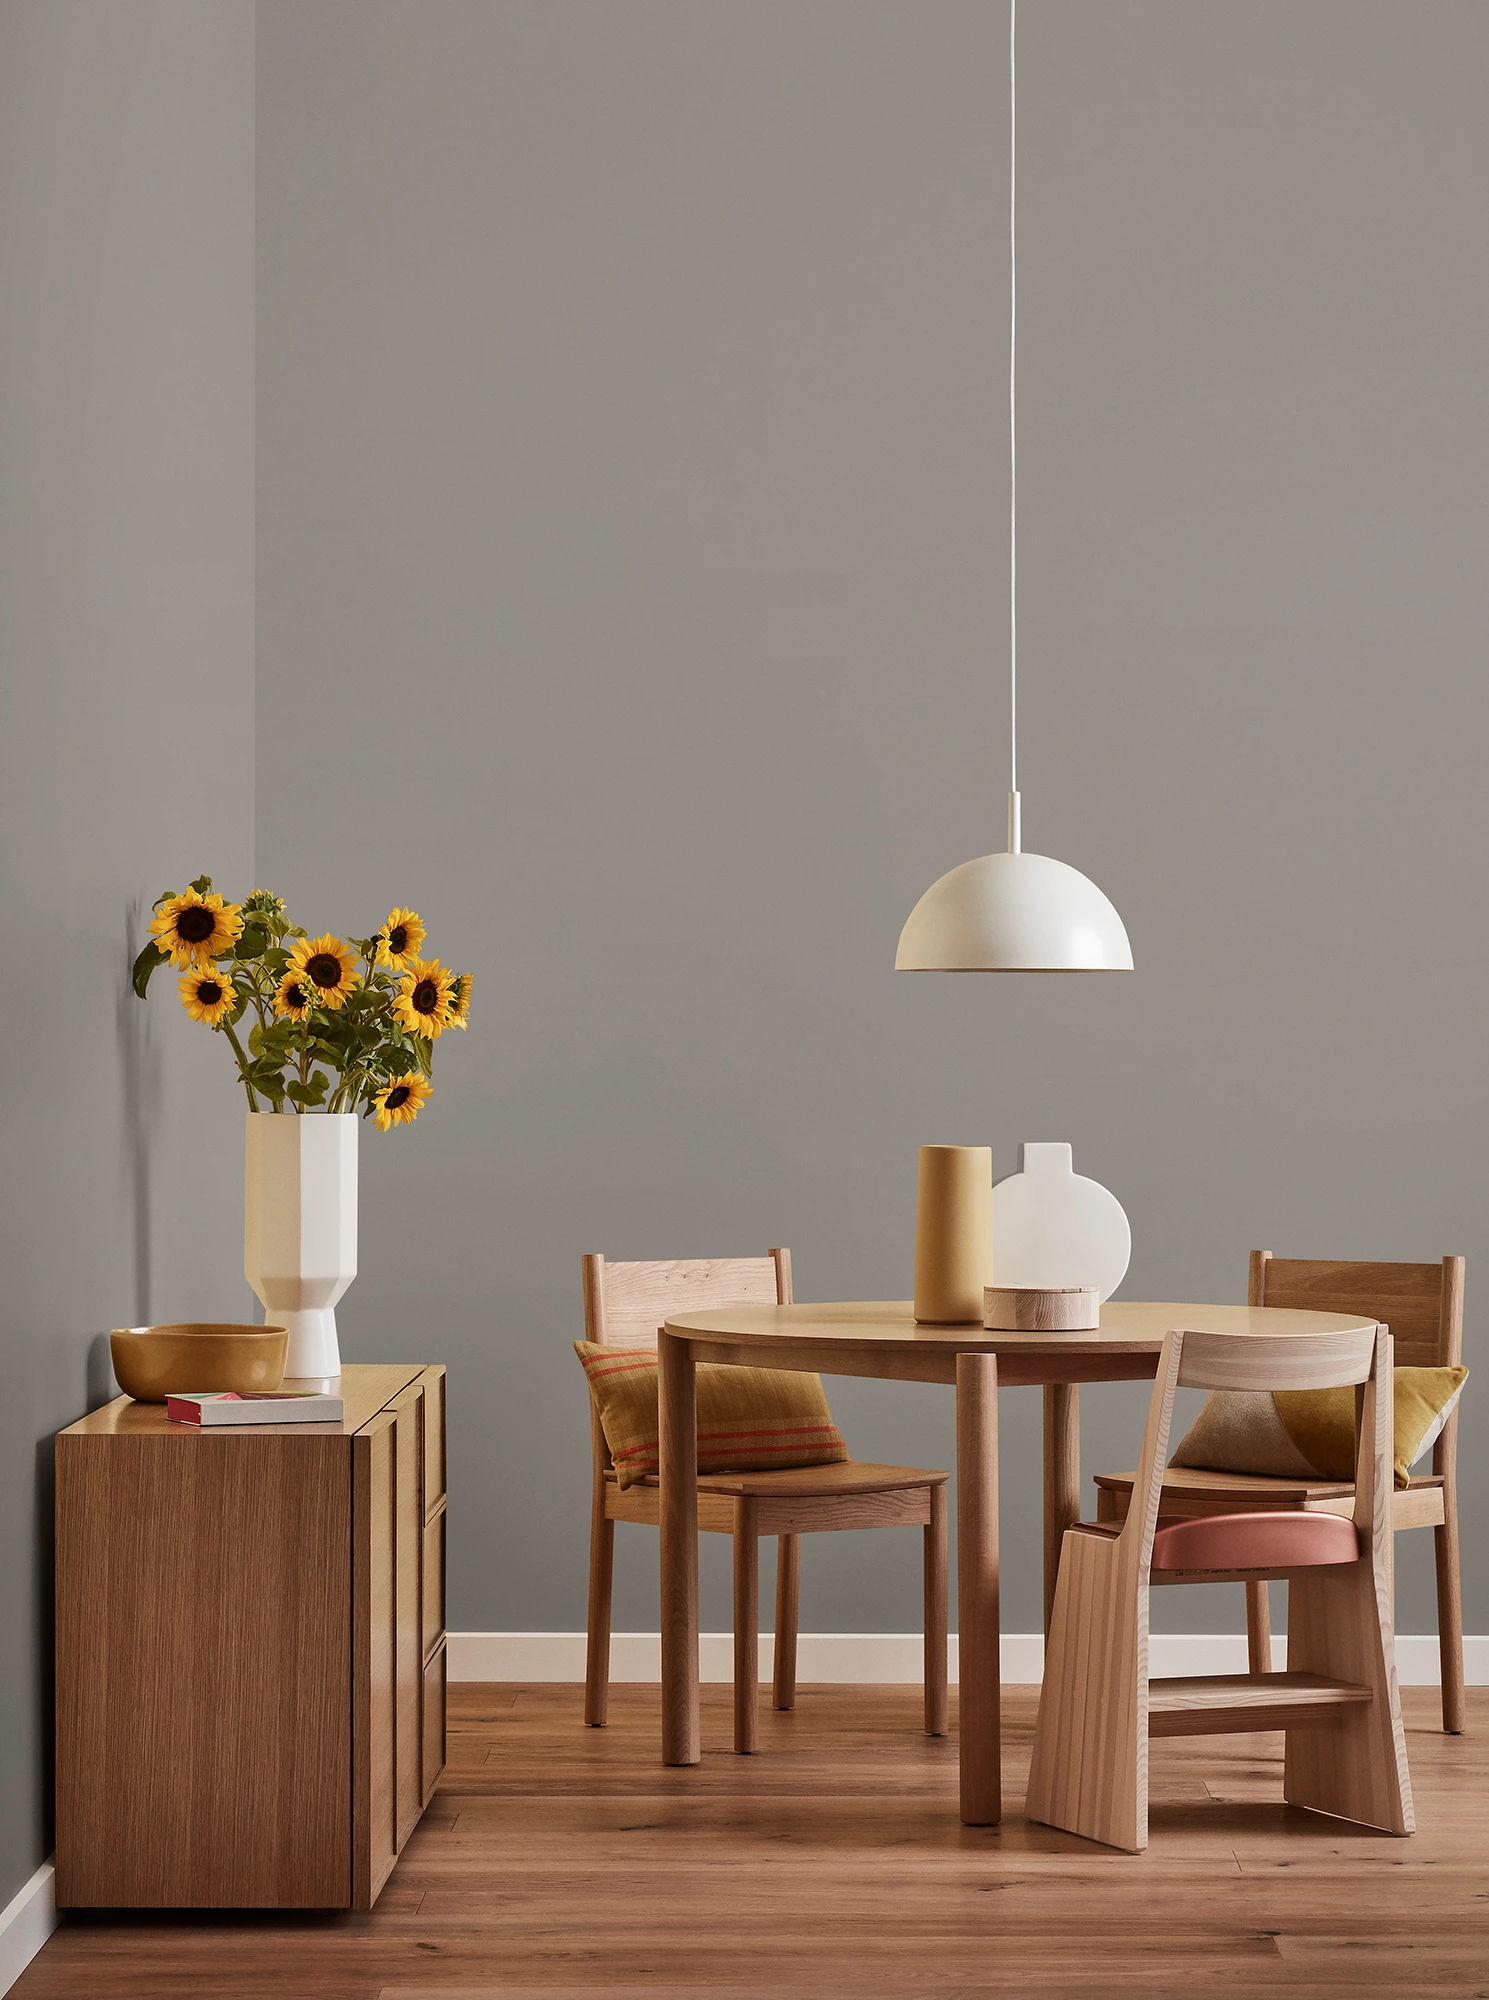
581 1251 792 1350
1124 1325 1391 1575
1251 1252 1463 1369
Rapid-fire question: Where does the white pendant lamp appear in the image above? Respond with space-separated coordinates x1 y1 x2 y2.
896 0 1133 974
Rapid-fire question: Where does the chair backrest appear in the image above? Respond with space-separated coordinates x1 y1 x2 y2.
581 1249 793 1350
1251 1251 1464 1369
1176 1325 1378 1393
1124 1323 1391 1574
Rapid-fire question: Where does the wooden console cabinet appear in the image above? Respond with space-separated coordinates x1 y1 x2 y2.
55 1363 446 1909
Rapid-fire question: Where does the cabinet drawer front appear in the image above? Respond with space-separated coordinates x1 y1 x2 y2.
422 1642 447 1808
423 1507 446 1663
422 1366 446 1513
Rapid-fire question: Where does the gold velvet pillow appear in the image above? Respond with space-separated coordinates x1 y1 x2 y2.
575 1342 850 1489
1170 1366 1467 1491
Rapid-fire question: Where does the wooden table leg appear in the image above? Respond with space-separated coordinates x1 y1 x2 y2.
956 1351 1000 1826
659 1329 700 1765
1043 1383 1080 1639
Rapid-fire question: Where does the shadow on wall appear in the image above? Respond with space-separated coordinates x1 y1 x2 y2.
118 899 158 1328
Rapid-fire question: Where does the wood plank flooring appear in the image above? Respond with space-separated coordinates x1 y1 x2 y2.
17 1684 1488 1998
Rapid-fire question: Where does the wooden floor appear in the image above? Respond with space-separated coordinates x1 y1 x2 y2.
18 1684 1488 1998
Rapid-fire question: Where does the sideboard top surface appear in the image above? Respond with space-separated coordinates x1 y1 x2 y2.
59 1363 428 1440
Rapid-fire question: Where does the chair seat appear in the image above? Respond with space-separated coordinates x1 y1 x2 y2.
1093 1463 1446 1528
1074 1509 1360 1571
607 1460 948 1498
1150 1509 1359 1573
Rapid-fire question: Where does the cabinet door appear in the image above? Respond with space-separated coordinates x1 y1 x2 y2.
353 1379 427 1907
393 1380 425 1849
421 1365 447 1798
353 1410 398 1909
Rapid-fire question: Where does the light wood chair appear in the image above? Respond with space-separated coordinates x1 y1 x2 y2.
1028 1322 1414 1852
1093 1254 1466 1731
582 1250 949 1753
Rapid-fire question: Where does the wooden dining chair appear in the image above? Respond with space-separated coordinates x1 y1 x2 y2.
1093 1254 1465 1731
581 1250 949 1753
1028 1321 1413 1852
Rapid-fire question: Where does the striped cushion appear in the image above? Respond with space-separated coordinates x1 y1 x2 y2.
575 1342 850 1490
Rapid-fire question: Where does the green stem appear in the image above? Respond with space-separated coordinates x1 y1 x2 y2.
221 1019 260 1112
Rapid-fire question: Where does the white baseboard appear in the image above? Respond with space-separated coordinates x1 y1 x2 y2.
0 1859 55 2000
448 1630 1487 1686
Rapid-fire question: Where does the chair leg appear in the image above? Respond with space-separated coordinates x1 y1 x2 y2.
1245 1580 1272 1675
1435 1484 1465 1734
924 1483 948 1737
584 1508 615 1728
772 1534 800 1710
1284 1563 1413 1835
1026 1530 1146 1852
734 1500 759 1753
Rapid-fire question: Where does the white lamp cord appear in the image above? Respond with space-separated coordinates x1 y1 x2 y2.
1007 0 1021 855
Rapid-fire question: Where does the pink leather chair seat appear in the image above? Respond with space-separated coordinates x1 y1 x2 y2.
1150 1510 1360 1573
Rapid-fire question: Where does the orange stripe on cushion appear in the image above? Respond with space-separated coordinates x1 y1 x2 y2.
574 1338 849 1490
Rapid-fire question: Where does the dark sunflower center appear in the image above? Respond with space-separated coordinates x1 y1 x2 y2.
286 982 308 1008
388 925 408 954
385 1084 411 1111
413 979 438 1013
306 954 342 988
198 980 223 1005
177 906 216 943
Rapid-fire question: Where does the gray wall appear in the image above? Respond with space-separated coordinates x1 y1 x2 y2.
257 0 1489 1651
0 0 255 1907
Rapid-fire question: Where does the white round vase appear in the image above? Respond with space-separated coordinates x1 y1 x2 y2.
243 1111 358 1383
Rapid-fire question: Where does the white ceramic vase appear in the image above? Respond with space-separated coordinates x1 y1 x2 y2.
243 1111 358 1382
990 1141 1131 1302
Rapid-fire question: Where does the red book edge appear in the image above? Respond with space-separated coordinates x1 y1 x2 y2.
166 1393 244 1425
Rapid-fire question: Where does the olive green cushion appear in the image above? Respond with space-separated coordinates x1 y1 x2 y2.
575 1341 849 1490
1171 1366 1467 1490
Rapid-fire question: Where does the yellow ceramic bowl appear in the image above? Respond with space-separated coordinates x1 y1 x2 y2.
109 1323 289 1402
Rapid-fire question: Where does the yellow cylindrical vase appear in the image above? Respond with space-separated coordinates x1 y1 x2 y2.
914 1144 994 1325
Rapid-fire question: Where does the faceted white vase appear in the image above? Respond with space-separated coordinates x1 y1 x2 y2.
244 1112 358 1382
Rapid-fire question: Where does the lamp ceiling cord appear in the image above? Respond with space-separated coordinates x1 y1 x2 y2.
1007 0 1021 856
892 0 1132 972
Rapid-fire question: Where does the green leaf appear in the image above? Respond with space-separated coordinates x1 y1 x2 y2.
188 875 213 895
131 940 168 998
235 925 270 960
262 948 291 972
382 1044 418 1077
285 1072 331 1106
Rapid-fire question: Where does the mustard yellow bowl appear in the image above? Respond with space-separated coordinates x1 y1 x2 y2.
109 1323 289 1403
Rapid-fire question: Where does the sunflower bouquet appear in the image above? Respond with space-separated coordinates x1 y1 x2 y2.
133 878 472 1131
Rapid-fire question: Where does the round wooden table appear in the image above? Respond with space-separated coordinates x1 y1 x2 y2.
656 1298 1381 1825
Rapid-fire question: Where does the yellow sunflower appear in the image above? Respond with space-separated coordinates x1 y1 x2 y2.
287 934 358 1010
374 907 426 971
179 967 236 1028
274 972 314 1023
392 957 456 1040
446 971 473 1028
150 888 243 969
372 1072 431 1132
